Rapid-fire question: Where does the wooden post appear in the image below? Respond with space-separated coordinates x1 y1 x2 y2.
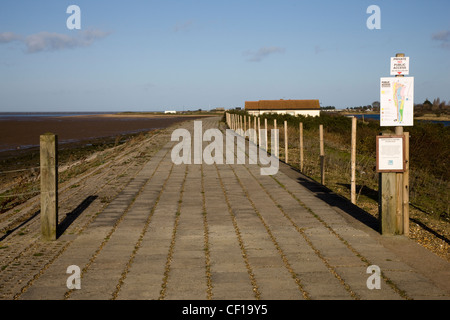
396 168 404 234
254 116 257 144
403 132 410 235
392 125 405 235
319 124 325 185
244 114 246 133
258 117 261 147
381 170 397 234
264 118 268 151
351 117 357 204
40 133 58 241
274 119 278 158
299 122 304 172
284 120 288 163
240 115 243 134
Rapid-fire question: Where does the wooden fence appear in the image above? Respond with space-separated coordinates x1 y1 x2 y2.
226 112 360 204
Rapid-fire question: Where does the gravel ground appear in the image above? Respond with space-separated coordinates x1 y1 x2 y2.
357 197 450 262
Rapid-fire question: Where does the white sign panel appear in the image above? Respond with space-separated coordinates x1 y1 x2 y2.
377 136 404 172
380 77 414 126
390 57 409 75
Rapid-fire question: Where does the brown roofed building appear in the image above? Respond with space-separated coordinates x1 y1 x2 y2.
245 99 320 117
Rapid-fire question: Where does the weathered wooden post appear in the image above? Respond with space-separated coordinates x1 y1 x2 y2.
258 117 261 146
351 117 357 204
299 122 304 172
240 115 243 134
274 119 279 158
403 132 410 235
244 114 246 132
319 124 325 185
284 120 288 163
264 118 268 151
40 133 58 241
254 115 257 144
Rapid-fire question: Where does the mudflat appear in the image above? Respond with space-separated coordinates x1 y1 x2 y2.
0 113 211 153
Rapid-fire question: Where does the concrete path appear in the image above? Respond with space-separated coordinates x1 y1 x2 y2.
3 117 450 300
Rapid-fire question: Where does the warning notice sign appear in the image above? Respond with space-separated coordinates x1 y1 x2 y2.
390 57 409 75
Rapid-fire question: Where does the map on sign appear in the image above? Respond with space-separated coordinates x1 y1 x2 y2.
380 77 414 126
390 57 409 75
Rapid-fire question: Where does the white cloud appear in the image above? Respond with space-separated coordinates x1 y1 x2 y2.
174 20 194 33
0 29 110 53
243 46 286 62
0 32 22 43
25 29 111 53
432 30 450 49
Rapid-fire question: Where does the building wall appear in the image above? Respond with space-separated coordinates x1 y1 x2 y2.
247 109 320 117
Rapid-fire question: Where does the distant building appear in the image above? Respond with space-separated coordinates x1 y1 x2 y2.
245 99 320 117
164 110 177 114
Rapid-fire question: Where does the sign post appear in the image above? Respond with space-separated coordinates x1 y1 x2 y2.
378 53 411 235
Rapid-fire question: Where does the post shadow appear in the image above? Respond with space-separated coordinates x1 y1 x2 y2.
0 211 40 242
281 164 380 232
57 195 98 238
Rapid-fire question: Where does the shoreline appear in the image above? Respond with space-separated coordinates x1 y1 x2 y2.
0 113 213 154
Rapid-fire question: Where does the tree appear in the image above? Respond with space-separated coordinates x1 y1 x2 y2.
372 101 380 111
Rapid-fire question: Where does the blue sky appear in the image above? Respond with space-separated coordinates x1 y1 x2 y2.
0 0 449 112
